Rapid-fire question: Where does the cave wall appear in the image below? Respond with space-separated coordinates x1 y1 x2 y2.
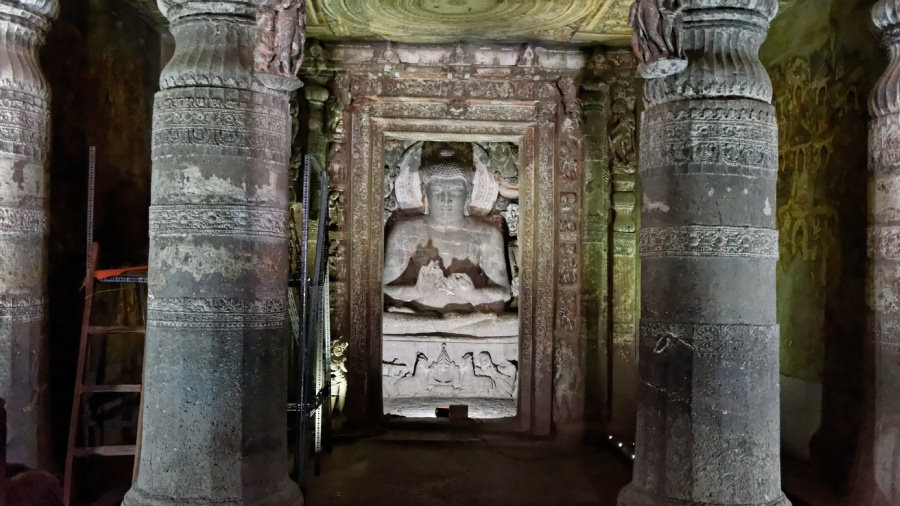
760 0 883 477
41 0 160 470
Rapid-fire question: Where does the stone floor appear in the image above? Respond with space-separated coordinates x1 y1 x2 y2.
303 430 834 506
304 431 632 505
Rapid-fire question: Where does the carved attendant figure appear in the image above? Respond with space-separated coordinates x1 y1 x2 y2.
254 0 306 78
383 143 511 312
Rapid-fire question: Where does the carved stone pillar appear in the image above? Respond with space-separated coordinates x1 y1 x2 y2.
0 0 56 468
868 2 900 504
123 1 301 504
620 1 788 505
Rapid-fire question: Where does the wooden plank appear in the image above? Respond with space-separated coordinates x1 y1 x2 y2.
65 242 100 506
81 384 142 394
86 326 145 335
71 445 136 458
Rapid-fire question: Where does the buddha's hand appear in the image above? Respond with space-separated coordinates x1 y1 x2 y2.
416 260 448 293
446 273 474 292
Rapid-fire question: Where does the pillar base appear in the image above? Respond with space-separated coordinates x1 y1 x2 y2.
122 479 302 506
618 484 791 506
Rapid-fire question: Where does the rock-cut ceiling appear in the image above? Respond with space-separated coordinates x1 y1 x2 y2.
307 0 632 44
129 0 634 45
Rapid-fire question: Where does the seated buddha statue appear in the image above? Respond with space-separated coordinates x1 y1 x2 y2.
382 142 511 315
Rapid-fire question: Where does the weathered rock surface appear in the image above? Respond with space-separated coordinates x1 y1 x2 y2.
0 0 57 469
620 1 790 504
123 1 302 504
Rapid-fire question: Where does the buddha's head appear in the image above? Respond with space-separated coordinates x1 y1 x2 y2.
419 143 473 224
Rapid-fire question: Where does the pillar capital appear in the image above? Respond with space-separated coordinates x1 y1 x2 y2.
871 0 900 117
157 0 263 91
0 0 58 101
682 0 778 19
873 0 900 34
642 0 777 107
0 0 58 33
157 0 258 22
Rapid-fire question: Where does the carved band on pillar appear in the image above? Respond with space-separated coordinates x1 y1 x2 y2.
0 0 57 468
868 1 900 504
620 1 788 505
123 1 302 504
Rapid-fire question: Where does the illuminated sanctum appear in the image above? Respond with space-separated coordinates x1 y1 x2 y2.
0 0 898 505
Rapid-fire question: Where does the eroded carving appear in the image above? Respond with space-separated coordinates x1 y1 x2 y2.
254 0 306 89
553 339 581 423
559 243 577 285
629 0 687 78
556 290 577 333
146 296 285 330
641 100 778 177
559 192 577 233
641 225 779 259
639 321 779 359
153 89 289 163
0 295 47 323
149 205 286 238
0 206 48 234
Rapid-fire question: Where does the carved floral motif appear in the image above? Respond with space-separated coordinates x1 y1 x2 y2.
147 296 285 330
641 225 779 259
0 206 48 234
150 205 287 238
153 89 289 163
641 100 778 178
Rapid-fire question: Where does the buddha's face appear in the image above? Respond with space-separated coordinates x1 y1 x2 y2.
425 178 467 224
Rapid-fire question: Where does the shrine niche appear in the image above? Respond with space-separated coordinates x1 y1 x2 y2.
380 140 521 418
302 42 590 436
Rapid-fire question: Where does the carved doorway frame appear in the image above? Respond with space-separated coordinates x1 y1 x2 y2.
337 53 586 436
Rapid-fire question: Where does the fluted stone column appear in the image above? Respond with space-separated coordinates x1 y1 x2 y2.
0 0 56 468
868 2 900 504
620 1 788 505
123 1 302 504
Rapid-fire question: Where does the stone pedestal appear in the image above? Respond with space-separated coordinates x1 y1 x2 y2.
620 1 788 504
123 1 301 504
0 0 56 468
868 2 900 504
